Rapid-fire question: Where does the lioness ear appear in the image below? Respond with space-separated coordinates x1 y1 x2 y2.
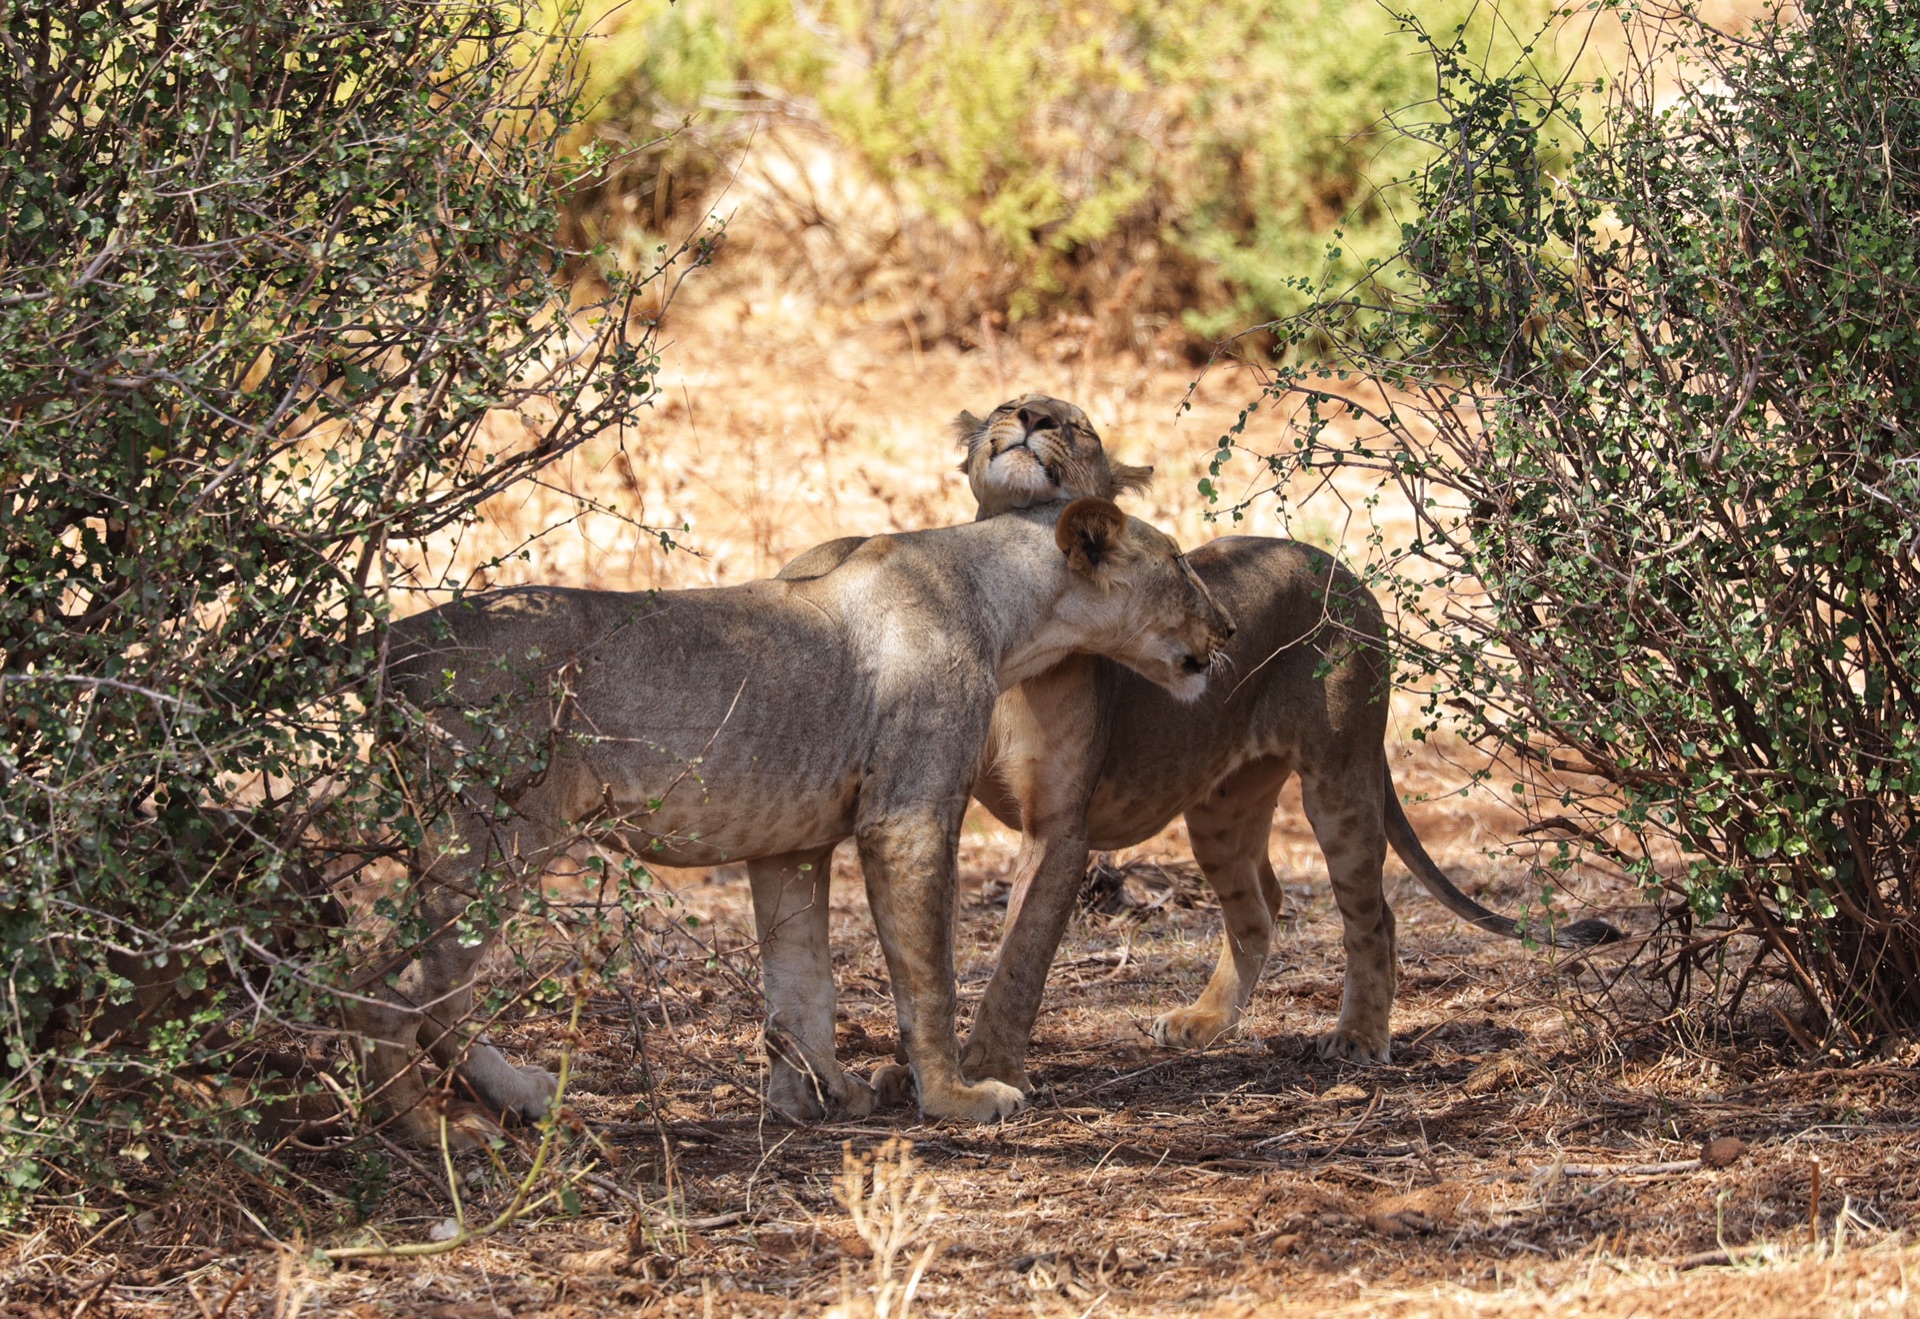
953 410 987 473
1055 497 1130 576
1110 462 1154 497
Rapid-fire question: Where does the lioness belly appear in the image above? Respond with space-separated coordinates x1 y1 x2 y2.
593 765 864 866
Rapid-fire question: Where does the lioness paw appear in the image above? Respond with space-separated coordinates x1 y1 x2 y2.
462 1049 558 1122
507 1064 559 1119
1316 1027 1391 1065
921 1078 1026 1124
768 1067 874 1122
1149 1006 1235 1050
870 1063 916 1109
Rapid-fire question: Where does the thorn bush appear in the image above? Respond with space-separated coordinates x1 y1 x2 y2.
1220 0 1920 1042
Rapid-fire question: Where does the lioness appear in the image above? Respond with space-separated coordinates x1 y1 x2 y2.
778 395 1616 1098
371 498 1231 1143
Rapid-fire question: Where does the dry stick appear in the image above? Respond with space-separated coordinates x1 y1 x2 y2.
69 1271 116 1319
210 1269 254 1319
1809 1155 1823 1249
1322 1088 1385 1160
1548 1158 1702 1178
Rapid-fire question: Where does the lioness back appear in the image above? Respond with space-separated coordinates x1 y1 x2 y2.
390 582 874 864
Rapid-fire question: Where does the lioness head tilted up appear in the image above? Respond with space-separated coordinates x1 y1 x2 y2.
957 393 1153 517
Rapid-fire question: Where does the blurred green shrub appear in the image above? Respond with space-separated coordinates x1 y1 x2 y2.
558 0 1567 341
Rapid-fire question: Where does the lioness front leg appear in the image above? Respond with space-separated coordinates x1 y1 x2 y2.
962 818 1090 1094
749 845 875 1120
858 807 1024 1123
1302 772 1396 1064
963 667 1102 1092
1150 768 1288 1050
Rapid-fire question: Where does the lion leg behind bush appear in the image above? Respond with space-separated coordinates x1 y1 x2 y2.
346 796 563 1148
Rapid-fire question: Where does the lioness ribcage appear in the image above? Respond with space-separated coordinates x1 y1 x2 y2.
399 585 873 867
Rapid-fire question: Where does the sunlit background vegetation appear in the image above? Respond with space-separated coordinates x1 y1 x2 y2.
550 0 1577 348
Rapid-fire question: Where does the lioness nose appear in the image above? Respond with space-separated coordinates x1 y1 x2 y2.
1016 406 1056 431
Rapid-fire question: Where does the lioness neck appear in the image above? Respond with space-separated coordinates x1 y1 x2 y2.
814 507 1097 691
959 507 1119 688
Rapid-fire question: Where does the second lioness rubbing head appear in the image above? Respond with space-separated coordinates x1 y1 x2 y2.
957 393 1154 518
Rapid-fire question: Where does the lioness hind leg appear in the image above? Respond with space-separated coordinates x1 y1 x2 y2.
1150 763 1288 1050
1301 769 1396 1064
347 803 561 1147
749 846 874 1121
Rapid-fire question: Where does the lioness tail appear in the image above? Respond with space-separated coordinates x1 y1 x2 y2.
1383 771 1620 948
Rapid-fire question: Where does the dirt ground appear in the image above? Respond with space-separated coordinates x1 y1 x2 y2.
7 271 1920 1317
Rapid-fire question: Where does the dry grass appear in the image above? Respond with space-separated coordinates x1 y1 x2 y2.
7 278 1916 1318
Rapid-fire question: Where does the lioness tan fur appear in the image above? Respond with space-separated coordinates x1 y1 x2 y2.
370 498 1231 1142
779 394 1616 1097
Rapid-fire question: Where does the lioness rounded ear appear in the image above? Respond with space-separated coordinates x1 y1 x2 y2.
1110 462 1154 497
952 411 985 448
1055 497 1130 575
953 410 987 474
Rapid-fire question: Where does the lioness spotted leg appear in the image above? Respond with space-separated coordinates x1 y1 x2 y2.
859 805 1025 1123
749 845 875 1119
1150 759 1289 1049
962 664 1103 1092
1301 767 1396 1063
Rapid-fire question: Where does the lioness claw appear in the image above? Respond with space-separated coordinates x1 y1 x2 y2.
1149 1008 1234 1050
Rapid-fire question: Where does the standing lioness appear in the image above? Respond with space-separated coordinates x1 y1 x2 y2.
781 395 1617 1099
371 499 1231 1142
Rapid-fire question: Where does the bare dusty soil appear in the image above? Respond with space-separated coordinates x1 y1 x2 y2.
8 284 1920 1317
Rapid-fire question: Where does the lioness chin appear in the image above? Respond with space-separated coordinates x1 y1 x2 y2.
779 394 1617 1099
371 497 1230 1144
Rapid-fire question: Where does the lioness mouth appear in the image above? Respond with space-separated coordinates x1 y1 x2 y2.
1180 653 1209 675
993 438 1061 485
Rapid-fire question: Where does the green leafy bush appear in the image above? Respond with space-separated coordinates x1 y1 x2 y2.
0 0 667 1217
560 0 1567 341
1224 1 1920 1039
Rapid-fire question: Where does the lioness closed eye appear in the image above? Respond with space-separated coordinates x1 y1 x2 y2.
368 497 1231 1144
781 394 1617 1100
